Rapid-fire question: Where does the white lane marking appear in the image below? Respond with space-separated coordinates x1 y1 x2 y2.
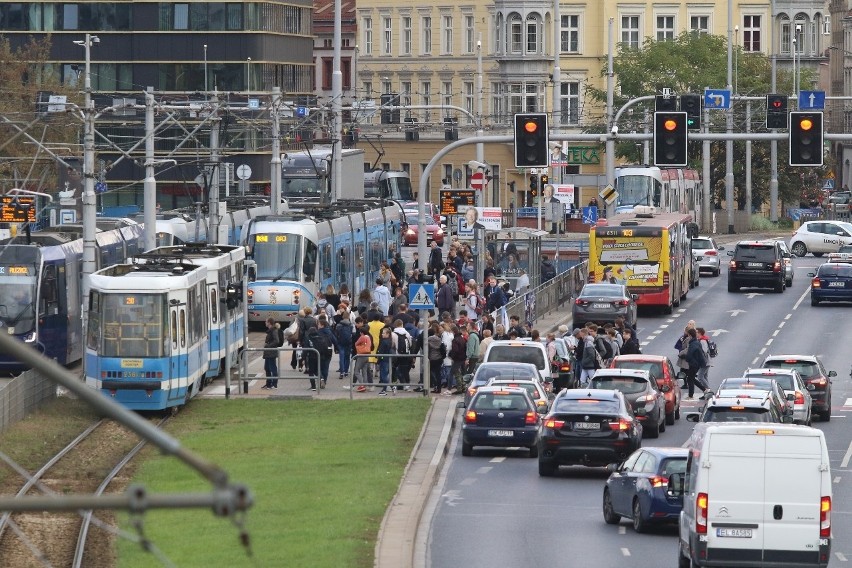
640 342 651 347
841 440 852 469
476 467 492 474
844 398 852 408
832 415 847 419
752 357 761 366
834 476 842 484
792 287 810 310
778 321 786 328
772 329 780 337
766 338 773 346
489 457 506 463
666 319 675 323
621 548 631 557
836 552 848 562
759 348 766 355
618 526 626 535
660 324 670 329
784 313 792 320
651 329 662 335
460 478 477 486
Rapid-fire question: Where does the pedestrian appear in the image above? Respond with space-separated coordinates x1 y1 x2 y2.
373 277 391 316
325 284 341 312
605 327 621 363
508 315 526 338
338 283 351 306
310 317 339 390
541 255 556 283
463 281 479 320
436 274 455 317
493 324 509 341
619 327 641 355
580 324 601 386
352 318 373 388
684 328 711 400
478 328 493 359
427 323 444 393
573 327 586 387
299 307 318 377
365 312 385 391
389 285 406 316
392 318 414 389
262 317 281 389
515 268 530 294
449 325 468 393
479 312 494 336
333 308 353 379
315 292 335 320
465 321 480 374
376 327 395 395
429 241 445 276
696 327 713 395
440 322 454 393
674 321 696 372
485 276 506 313
356 288 372 317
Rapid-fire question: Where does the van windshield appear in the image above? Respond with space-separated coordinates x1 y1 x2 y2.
487 345 545 369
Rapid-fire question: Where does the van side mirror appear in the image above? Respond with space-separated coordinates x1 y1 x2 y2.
605 462 621 473
686 413 700 422
667 472 685 496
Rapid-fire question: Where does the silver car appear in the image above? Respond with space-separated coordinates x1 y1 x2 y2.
743 368 812 425
691 236 724 277
776 240 794 286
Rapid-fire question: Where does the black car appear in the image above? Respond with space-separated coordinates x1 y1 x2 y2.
461 386 540 457
727 240 785 293
572 283 638 327
762 354 836 421
590 369 667 439
537 389 642 476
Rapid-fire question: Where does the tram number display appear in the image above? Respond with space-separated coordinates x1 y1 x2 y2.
254 234 288 243
0 196 36 223
125 296 137 305
595 227 661 238
0 265 31 275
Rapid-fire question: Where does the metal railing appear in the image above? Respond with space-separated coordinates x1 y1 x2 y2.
347 353 428 400
238 346 321 394
496 260 588 326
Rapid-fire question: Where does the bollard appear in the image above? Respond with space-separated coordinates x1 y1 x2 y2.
242 380 249 394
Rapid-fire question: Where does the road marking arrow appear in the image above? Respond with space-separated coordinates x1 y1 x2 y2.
728 309 746 317
744 292 763 299
706 329 729 337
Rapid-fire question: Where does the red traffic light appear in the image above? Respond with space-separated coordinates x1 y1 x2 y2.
664 119 678 131
524 120 539 134
771 100 782 109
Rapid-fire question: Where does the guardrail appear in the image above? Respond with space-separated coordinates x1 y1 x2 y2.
496 260 588 327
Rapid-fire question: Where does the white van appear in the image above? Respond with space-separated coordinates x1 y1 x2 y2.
482 340 552 384
671 424 832 568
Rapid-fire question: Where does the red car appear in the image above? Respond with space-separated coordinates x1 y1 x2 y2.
402 214 444 246
610 354 682 425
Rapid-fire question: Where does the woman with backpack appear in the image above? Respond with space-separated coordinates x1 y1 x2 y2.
463 282 480 320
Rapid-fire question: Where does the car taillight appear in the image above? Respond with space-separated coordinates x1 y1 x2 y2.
812 277 821 289
650 475 668 488
795 391 805 404
544 418 565 429
525 412 538 425
560 363 571 372
617 299 629 306
705 250 717 256
729 260 737 271
696 493 708 534
467 387 477 397
464 410 477 424
575 298 587 306
608 419 631 431
641 394 657 403
820 496 831 537
773 262 782 273
809 377 828 386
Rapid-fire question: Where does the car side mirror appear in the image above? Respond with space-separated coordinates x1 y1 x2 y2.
807 272 816 277
661 384 672 393
786 393 795 401
828 370 837 377
686 413 700 422
463 374 473 383
667 472 685 496
605 462 621 473
631 294 639 301
727 251 734 256
718 245 725 251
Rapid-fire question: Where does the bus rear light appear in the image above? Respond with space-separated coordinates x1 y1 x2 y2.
663 272 670 286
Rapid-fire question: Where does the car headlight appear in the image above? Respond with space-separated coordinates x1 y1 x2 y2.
406 229 415 236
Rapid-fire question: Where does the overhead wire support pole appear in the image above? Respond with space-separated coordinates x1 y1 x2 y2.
770 0 779 222
143 88 157 252
208 91 220 246
605 17 616 214
725 0 735 234
331 0 343 204
270 87 282 215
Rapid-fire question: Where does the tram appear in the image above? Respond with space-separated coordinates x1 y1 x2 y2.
614 165 702 222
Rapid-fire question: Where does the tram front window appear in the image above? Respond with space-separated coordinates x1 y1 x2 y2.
0 268 37 335
90 293 167 358
281 178 323 199
615 175 661 209
251 233 303 281
388 177 414 201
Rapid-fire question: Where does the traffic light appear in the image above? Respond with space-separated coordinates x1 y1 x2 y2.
655 95 677 112
529 174 539 194
514 113 549 167
789 112 824 166
766 94 788 129
680 94 702 130
653 112 688 166
539 174 548 185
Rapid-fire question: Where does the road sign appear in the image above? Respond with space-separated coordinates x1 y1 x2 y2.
94 182 107 194
470 171 485 190
456 217 474 238
236 164 252 180
296 106 309 117
599 184 617 205
439 189 476 216
409 283 435 310
582 206 598 225
823 179 835 190
703 89 731 110
248 99 260 109
798 90 825 110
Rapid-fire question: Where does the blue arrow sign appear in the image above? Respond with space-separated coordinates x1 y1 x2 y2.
409 283 435 310
704 89 731 110
798 90 825 110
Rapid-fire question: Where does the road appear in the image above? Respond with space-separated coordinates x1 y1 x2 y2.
424 253 852 567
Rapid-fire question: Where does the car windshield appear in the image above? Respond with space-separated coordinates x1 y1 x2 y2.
720 378 777 392
736 245 776 261
472 392 530 411
590 377 648 394
474 366 538 384
487 345 545 369
405 215 432 226
579 284 624 298
489 381 541 400
763 360 819 379
660 458 687 476
838 245 852 254
612 361 662 381
743 373 794 390
691 238 713 250
703 408 771 422
818 265 852 278
553 398 620 414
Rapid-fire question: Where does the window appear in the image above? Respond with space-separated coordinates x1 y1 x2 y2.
492 82 505 122
401 81 412 107
621 15 640 49
401 16 412 55
560 82 580 125
442 81 453 107
421 81 431 122
322 58 333 90
173 3 188 30
561 15 579 53
743 15 761 52
465 15 475 53
508 83 539 113
464 81 474 123
227 3 242 29
690 15 709 34
495 14 503 54
422 16 432 55
780 18 791 54
362 81 372 99
442 15 453 54
526 14 539 53
656 15 675 41
382 80 392 95
382 16 392 56
363 16 373 55
62 3 78 29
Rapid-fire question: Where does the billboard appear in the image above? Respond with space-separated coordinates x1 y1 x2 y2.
458 206 502 231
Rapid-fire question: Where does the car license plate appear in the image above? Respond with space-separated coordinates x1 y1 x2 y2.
828 281 845 287
747 262 763 268
488 430 513 437
717 528 753 538
574 422 600 430
593 303 610 309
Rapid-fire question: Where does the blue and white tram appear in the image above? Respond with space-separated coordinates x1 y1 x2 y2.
85 261 210 411
131 244 245 379
241 201 402 324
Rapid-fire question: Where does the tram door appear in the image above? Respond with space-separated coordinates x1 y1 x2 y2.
168 302 188 404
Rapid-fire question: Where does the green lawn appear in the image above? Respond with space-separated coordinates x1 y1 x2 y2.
117 398 431 568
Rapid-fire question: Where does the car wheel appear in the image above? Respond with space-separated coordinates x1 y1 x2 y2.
727 281 739 293
603 489 621 524
786 277 793 287
462 440 473 456
529 444 539 458
644 420 659 439
538 459 557 477
666 412 675 425
713 268 720 277
774 279 784 293
791 241 808 257
820 399 832 422
659 414 666 433
811 296 820 306
632 499 648 533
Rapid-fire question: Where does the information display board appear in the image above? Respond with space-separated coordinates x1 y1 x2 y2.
439 189 476 216
0 197 36 223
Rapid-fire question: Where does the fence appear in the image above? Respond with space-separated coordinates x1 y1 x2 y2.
348 353 428 400
0 369 57 433
238 346 320 394
497 260 588 327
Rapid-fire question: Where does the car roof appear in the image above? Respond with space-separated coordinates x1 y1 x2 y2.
612 354 669 364
640 447 689 459
763 354 819 364
559 388 622 401
591 368 652 380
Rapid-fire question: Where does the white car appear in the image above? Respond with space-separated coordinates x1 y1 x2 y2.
827 244 852 263
790 220 852 257
742 368 812 425
691 236 724 276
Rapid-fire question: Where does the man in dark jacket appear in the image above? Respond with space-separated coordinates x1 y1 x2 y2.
308 317 340 391
448 326 468 393
436 274 456 317
619 328 641 355
485 276 506 312
541 255 557 283
262 317 281 389
684 328 710 400
429 241 444 276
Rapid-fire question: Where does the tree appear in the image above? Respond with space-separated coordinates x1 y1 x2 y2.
586 32 828 210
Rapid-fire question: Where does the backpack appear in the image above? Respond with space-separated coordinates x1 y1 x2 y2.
310 330 332 356
334 320 353 346
439 341 448 360
475 294 486 316
707 339 718 358
595 335 613 361
277 326 286 348
395 331 412 357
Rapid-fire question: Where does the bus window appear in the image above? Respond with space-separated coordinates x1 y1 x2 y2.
320 242 332 281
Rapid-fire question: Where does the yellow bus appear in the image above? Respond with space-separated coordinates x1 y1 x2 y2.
588 210 698 313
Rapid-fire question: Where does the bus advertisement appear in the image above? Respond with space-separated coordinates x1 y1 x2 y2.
589 211 697 312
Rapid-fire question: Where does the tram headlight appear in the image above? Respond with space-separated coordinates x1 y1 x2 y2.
22 331 36 343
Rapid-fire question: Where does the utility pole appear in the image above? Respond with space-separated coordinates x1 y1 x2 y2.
476 33 485 205
769 0 779 222
270 87 282 215
725 0 735 233
703 105 712 230
746 101 752 216
605 18 615 217
143 87 156 252
331 0 343 204
208 92 220 245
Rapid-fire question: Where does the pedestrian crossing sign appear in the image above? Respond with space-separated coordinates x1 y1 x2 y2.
409 283 435 310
